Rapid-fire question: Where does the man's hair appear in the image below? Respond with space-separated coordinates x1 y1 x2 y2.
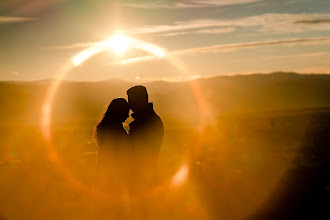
127 85 148 103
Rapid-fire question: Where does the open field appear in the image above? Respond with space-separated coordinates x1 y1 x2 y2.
0 73 330 219
0 106 329 220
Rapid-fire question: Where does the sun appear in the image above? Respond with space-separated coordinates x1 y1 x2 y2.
71 34 165 67
105 34 134 55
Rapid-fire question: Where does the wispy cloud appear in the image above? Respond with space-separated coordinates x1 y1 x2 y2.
128 18 253 34
246 1 270 8
42 42 97 49
156 31 191 37
122 1 199 9
285 0 312 5
122 0 263 9
0 16 36 23
293 18 330 24
156 27 236 37
170 37 330 55
127 13 330 36
111 37 330 64
195 27 236 34
262 52 330 60
297 52 330 57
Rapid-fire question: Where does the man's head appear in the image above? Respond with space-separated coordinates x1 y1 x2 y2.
127 85 149 113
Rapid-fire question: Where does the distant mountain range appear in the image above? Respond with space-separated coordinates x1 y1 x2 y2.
1 72 330 126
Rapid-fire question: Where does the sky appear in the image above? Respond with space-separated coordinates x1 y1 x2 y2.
1 0 330 81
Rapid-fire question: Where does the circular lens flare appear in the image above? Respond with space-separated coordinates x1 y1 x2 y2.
41 33 208 204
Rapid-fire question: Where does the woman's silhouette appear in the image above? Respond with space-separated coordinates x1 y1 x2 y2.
93 98 132 219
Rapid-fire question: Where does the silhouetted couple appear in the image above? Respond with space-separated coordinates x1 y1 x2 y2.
93 85 164 219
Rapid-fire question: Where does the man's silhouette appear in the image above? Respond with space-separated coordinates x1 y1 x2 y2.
127 85 164 192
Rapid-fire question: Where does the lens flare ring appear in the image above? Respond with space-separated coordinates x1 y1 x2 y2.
41 34 209 202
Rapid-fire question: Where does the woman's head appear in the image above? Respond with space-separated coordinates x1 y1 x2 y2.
95 98 129 145
102 98 130 123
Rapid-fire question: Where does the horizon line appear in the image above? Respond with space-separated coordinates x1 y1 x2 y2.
1 71 330 83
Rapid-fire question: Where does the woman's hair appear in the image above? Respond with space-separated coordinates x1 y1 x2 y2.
94 98 129 145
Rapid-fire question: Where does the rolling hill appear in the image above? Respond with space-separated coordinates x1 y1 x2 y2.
1 72 330 126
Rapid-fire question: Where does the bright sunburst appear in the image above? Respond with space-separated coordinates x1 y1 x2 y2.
71 34 165 67
105 34 134 55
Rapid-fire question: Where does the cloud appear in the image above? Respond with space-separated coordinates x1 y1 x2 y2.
293 18 330 24
127 13 330 36
285 0 312 4
0 16 36 23
297 52 330 57
122 1 200 9
172 37 330 55
156 31 192 37
128 18 253 34
192 0 262 6
42 42 97 49
122 0 263 9
155 27 236 37
261 52 330 60
111 37 330 64
195 27 236 34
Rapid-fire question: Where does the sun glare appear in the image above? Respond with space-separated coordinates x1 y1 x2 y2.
105 34 133 55
71 33 166 67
